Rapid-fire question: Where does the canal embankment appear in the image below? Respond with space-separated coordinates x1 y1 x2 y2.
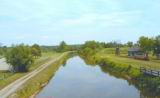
0 52 72 98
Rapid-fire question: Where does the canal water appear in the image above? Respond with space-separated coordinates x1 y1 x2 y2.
36 56 140 98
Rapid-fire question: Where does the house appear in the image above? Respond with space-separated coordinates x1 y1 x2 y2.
128 47 142 57
128 47 148 60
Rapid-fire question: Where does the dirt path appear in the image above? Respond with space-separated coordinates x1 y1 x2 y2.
0 53 67 98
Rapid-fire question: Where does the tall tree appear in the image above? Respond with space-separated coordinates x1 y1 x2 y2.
138 36 154 53
58 41 70 52
31 44 41 57
127 41 133 47
82 41 102 50
0 46 8 56
153 35 160 59
79 41 102 57
5 44 33 72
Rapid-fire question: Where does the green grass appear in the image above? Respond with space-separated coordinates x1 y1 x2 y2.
0 73 25 90
0 52 61 90
97 48 160 70
99 47 128 54
28 52 61 71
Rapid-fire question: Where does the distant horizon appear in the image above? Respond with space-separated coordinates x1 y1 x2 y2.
0 34 157 47
0 33 159 46
0 0 160 46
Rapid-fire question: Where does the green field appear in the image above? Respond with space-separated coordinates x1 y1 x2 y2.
97 48 160 70
0 52 61 90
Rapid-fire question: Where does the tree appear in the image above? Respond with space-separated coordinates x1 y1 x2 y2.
0 46 8 56
80 47 96 57
138 36 154 53
153 35 160 59
79 41 102 57
82 41 102 50
5 44 33 72
31 44 41 57
0 43 8 56
127 41 133 47
57 41 70 52
104 41 124 48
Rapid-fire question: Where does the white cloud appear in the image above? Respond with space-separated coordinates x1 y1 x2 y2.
41 35 50 39
15 36 25 40
62 11 141 26
63 16 94 25
0 0 159 46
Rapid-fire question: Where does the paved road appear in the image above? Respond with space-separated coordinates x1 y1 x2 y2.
0 58 10 71
0 53 67 98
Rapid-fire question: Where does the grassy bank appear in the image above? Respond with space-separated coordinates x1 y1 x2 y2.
95 48 160 77
98 48 160 69
0 52 61 90
9 52 72 98
79 48 160 97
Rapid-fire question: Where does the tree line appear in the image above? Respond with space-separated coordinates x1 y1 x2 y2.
78 35 160 59
1 41 72 73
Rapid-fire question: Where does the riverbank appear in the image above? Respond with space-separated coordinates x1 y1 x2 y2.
79 48 160 97
7 52 73 98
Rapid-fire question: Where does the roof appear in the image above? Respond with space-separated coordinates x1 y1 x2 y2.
128 47 141 52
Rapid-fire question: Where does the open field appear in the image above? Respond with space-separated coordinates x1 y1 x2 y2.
97 48 160 70
0 52 61 90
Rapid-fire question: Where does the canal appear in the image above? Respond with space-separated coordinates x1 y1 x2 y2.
36 56 140 98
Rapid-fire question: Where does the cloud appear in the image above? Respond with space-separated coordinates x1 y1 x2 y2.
41 35 50 39
62 11 141 26
15 35 26 40
0 0 159 45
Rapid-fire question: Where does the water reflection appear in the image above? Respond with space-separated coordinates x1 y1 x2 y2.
36 56 159 98
81 56 160 98
37 56 137 98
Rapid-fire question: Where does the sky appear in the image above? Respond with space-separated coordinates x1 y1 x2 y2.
0 0 160 46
